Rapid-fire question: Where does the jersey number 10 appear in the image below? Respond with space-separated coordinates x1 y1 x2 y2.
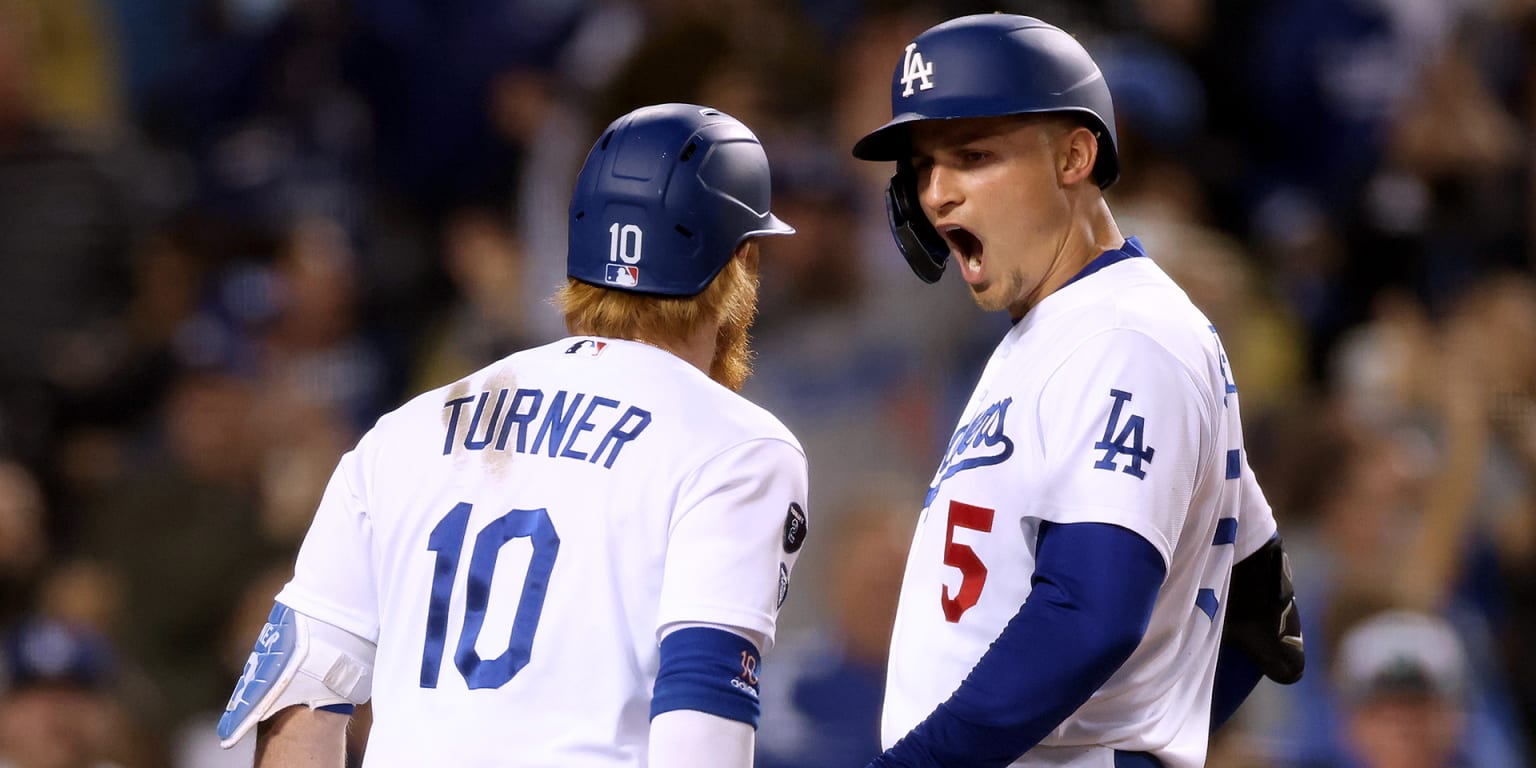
419 503 561 690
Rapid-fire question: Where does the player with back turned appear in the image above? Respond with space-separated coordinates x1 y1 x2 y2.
851 15 1305 768
215 103 810 767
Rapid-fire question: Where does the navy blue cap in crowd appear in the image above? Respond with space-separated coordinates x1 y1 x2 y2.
0 617 115 693
567 103 795 298
852 13 1120 189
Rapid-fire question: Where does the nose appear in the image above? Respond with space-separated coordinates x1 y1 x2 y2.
920 163 960 220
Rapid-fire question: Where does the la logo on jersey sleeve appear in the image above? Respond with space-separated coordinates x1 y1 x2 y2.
1092 389 1155 479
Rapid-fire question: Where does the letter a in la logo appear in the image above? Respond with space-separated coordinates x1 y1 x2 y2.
900 42 935 97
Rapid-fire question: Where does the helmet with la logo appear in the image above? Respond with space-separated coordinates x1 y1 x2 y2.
569 103 795 297
853 14 1119 183
852 14 1120 283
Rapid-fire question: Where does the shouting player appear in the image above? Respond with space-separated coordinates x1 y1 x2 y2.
217 103 808 767
851 15 1304 768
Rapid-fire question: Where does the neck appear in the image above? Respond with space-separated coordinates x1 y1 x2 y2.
1015 194 1123 318
1078 195 1124 258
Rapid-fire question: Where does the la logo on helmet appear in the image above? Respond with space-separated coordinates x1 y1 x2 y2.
900 43 934 97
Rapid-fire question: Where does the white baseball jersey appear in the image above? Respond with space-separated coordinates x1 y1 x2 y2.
881 252 1278 768
275 337 808 766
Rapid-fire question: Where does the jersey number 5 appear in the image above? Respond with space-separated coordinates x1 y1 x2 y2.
941 500 994 622
420 503 561 689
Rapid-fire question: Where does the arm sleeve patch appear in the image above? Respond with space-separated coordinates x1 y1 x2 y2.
651 627 762 728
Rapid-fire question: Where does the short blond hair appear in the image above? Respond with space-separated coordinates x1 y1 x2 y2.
554 242 760 348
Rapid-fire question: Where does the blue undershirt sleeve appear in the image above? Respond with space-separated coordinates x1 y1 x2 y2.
1209 638 1263 732
868 521 1166 768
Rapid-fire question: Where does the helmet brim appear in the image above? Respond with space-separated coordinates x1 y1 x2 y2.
747 213 796 238
851 115 924 161
852 109 1120 188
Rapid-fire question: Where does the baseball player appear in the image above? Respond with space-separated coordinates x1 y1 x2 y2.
216 103 809 767
850 15 1305 768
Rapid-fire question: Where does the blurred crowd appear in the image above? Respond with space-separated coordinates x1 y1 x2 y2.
0 0 1532 765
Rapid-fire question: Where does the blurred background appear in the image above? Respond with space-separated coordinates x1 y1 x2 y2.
0 0 1531 765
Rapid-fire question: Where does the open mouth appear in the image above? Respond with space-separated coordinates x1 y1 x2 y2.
939 225 984 275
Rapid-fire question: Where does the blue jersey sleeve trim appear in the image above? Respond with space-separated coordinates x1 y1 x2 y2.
651 627 762 728
1195 589 1220 620
870 522 1166 767
1213 518 1238 546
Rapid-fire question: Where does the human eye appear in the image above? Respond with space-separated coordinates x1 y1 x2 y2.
958 148 990 166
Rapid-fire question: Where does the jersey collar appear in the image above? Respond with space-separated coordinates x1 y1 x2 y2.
1059 236 1147 291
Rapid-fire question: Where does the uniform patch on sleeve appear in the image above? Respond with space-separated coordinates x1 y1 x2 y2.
777 563 790 609
782 502 807 553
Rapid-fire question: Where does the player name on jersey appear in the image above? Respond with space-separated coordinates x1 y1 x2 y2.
441 387 652 469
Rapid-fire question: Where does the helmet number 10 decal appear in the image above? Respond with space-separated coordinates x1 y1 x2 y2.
608 223 644 264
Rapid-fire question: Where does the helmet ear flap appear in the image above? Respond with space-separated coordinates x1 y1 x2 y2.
885 163 949 283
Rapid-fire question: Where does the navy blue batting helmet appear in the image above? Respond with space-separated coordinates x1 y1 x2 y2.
853 14 1119 183
568 103 795 297
853 15 1120 283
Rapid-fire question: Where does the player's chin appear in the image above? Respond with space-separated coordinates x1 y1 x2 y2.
967 283 1005 311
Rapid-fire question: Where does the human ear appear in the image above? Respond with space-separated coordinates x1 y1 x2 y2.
1058 126 1099 186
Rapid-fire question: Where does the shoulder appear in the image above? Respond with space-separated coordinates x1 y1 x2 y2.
588 341 807 456
1038 326 1204 395
1030 293 1223 423
367 365 506 437
686 385 807 461
568 338 807 460
1047 258 1218 364
1093 256 1209 326
358 342 565 448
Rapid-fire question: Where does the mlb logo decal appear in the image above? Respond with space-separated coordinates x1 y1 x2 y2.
564 339 607 357
605 264 640 287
